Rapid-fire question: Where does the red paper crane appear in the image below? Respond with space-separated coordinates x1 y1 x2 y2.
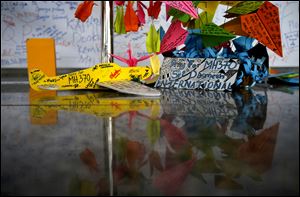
110 43 152 67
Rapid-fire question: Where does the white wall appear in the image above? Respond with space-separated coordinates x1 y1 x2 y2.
1 1 102 68
1 1 299 68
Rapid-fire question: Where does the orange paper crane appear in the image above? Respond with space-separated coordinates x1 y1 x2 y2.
124 1 139 32
222 1 283 57
75 1 95 22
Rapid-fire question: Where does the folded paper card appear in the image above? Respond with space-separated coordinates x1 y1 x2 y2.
154 58 240 91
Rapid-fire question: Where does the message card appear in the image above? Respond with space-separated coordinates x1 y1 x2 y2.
154 57 240 91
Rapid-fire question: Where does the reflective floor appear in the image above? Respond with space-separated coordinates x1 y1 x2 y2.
1 84 299 196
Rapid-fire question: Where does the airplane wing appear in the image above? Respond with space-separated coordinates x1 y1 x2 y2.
97 80 161 97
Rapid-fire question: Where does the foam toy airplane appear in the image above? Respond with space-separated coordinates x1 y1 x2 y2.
28 62 161 97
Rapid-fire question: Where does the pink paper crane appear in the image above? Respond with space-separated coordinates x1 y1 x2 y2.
110 43 152 67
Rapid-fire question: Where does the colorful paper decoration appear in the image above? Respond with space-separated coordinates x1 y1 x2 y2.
74 1 95 22
114 5 126 34
163 1 198 19
124 1 139 32
150 54 161 75
137 1 146 25
198 23 236 48
220 17 249 36
146 24 161 53
110 43 152 67
160 21 188 53
241 1 283 56
219 1 242 6
197 1 219 23
148 1 162 19
226 1 264 15
167 8 191 23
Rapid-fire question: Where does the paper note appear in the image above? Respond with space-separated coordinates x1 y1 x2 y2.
124 1 139 32
198 23 235 47
114 6 126 34
97 80 161 97
226 1 263 15
160 21 188 53
241 1 282 56
154 57 241 91
163 1 198 19
146 24 161 53
29 63 153 91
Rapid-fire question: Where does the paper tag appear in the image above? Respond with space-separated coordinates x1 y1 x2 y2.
97 80 161 97
154 57 240 91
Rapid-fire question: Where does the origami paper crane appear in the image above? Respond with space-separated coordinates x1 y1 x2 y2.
74 1 96 22
110 43 152 67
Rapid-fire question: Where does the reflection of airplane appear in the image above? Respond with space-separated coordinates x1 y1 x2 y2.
28 62 160 96
30 92 160 119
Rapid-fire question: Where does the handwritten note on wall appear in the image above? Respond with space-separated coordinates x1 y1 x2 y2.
1 1 298 68
1 1 102 68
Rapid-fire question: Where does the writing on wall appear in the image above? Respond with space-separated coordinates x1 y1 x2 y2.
1 1 102 68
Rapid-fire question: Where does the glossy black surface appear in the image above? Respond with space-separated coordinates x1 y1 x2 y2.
1 84 299 196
